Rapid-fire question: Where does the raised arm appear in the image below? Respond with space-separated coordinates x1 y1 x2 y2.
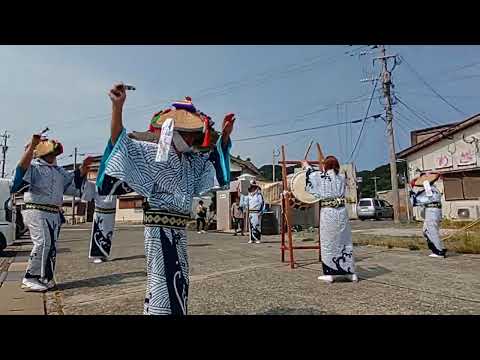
18 134 41 171
108 83 127 144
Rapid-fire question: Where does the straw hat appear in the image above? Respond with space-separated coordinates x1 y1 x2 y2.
149 97 207 133
410 172 441 187
33 139 63 158
248 180 261 192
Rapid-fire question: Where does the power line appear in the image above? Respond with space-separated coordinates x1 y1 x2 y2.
394 95 437 128
234 115 381 143
393 110 414 139
348 76 380 162
397 89 480 100
250 91 377 130
399 55 467 116
393 109 418 130
58 50 350 131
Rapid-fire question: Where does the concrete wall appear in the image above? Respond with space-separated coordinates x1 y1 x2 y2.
116 207 143 223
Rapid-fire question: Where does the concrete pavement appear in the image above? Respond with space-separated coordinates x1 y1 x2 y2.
0 238 44 315
2 222 479 315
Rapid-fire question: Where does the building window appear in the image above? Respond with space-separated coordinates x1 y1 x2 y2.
463 173 480 199
118 198 144 209
443 170 480 201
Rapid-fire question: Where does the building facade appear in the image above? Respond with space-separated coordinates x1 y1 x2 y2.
398 114 480 221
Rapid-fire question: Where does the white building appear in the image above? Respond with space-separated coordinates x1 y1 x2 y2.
397 114 480 220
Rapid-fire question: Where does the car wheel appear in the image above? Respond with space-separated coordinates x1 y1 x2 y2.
0 232 7 252
359 217 365 221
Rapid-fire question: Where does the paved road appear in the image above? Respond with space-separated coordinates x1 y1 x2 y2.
30 224 480 315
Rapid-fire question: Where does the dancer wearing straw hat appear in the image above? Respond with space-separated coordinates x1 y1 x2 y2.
244 180 265 244
409 172 447 258
96 84 235 315
10 135 92 292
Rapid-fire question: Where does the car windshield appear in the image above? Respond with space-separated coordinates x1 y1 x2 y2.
359 200 372 206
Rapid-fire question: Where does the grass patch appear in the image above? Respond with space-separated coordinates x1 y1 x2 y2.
441 219 480 231
352 232 480 254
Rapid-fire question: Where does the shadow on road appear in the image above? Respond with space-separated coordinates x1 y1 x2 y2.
356 265 392 280
57 271 146 291
256 307 333 315
188 244 212 247
111 254 145 262
0 250 31 258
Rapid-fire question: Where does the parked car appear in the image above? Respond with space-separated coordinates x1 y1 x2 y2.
357 198 394 220
0 179 15 252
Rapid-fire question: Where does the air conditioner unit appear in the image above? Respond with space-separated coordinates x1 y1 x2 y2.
457 205 479 220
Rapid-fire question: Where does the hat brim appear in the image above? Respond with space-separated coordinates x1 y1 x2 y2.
34 141 63 158
413 173 441 186
153 109 205 132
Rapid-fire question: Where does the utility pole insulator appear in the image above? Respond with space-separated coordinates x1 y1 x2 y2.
1 131 11 178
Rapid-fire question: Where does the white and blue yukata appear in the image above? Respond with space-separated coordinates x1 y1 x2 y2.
81 181 118 260
10 158 85 283
96 128 231 315
243 190 265 242
305 168 356 276
410 184 446 257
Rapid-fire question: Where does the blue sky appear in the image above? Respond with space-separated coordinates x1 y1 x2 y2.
1 45 480 175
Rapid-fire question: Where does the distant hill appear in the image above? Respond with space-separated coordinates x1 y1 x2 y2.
258 161 406 198
259 164 300 181
357 162 407 198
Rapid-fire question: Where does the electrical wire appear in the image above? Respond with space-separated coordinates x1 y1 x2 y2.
234 116 376 143
58 49 351 131
399 55 467 116
395 96 438 128
348 76 380 162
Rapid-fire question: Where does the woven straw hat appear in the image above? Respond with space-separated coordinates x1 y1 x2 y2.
411 172 441 187
33 139 63 158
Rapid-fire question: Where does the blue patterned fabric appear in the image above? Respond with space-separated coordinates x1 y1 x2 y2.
305 168 356 276
14 158 83 206
96 127 232 315
11 166 27 193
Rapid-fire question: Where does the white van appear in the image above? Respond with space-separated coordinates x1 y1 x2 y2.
0 179 15 251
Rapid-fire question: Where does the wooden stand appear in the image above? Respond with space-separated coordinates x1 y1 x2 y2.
280 144 324 269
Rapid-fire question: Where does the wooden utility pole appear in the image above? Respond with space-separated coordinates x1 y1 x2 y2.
272 148 280 182
72 147 77 225
370 176 379 198
1 131 10 178
272 149 275 182
377 45 401 223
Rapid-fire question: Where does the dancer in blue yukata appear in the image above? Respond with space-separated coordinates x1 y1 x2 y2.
80 180 118 264
96 83 235 315
409 172 447 258
243 180 265 244
302 156 358 284
10 135 92 292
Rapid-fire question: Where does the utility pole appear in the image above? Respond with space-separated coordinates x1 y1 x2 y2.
272 148 280 182
404 171 411 223
272 149 275 182
376 45 401 224
72 147 77 225
370 176 379 198
1 131 10 178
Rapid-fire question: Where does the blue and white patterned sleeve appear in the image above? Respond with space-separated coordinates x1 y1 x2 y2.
11 165 30 193
305 168 324 198
194 156 216 196
99 128 157 198
59 167 84 196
